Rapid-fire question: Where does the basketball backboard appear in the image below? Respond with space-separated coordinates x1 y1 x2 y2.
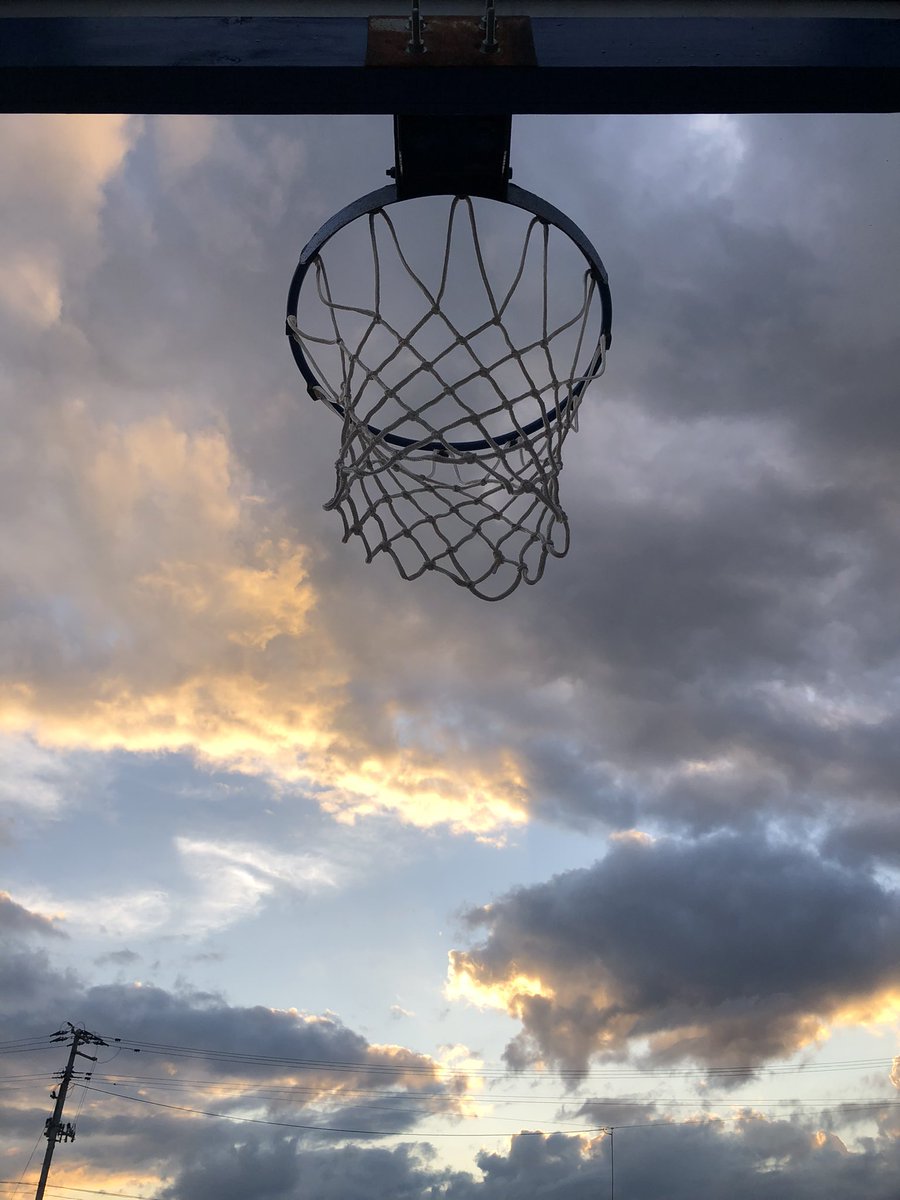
1 0 899 114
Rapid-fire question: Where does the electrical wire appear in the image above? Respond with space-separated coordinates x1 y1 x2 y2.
78 1084 899 1139
0 1036 59 1047
3 1045 893 1200
6 1033 895 1128
0 1089 891 1200
8 1029 894 1153
82 1084 619 1137
96 1036 893 1081
70 1080 90 1126
85 1071 899 1109
0 1046 62 1057
4 1126 46 1198
70 1073 898 1127
0 1185 154 1200
0 1031 102 1050
0 1073 56 1083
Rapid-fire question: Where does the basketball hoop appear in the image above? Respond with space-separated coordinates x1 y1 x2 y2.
286 111 611 600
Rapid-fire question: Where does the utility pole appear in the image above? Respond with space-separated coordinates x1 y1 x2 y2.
34 1024 107 1200
608 1127 615 1200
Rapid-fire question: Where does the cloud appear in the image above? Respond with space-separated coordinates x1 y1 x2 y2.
0 891 65 938
821 811 900 869
160 1139 455 1200
0 250 62 328
0 113 532 839
94 948 141 966
17 832 345 941
451 1119 900 1200
0 734 96 825
448 833 900 1077
23 888 172 940
373 114 900 846
151 115 307 266
173 836 340 932
0 114 135 332
140 1116 900 1200
153 115 220 183
0 929 470 1161
0 402 527 835
4 109 900 859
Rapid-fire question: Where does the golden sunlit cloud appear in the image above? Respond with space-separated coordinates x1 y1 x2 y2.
1 406 529 836
608 828 655 845
828 989 900 1031
323 752 528 835
446 953 900 1071
446 951 552 1017
432 1044 487 1118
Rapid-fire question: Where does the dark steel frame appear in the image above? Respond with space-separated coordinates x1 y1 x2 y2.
1 16 899 114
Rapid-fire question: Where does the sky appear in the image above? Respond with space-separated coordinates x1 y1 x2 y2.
1 109 899 1200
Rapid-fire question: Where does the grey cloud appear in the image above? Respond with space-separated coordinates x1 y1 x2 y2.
0 1105 53 1139
0 892 65 938
157 1118 900 1200
383 117 900 837
31 1108 221 1180
83 978 458 1109
161 1138 457 1200
94 948 141 966
505 117 900 836
569 116 900 444
456 1119 900 1200
822 809 900 869
0 934 468 1199
451 834 900 1076
0 937 466 1152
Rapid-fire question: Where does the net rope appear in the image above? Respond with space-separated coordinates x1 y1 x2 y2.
287 196 607 601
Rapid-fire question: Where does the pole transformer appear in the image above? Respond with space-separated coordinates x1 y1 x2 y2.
34 1024 107 1200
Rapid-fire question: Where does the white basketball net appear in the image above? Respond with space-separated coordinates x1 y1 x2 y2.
287 196 607 601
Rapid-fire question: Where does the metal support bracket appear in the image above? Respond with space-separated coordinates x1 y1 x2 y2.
391 113 512 200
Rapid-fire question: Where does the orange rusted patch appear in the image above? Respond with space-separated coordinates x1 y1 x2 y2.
366 16 536 67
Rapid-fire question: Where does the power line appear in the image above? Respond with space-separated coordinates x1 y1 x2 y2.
95 1036 893 1081
0 1033 123 1053
0 1037 59 1048
81 1071 899 1110
0 1075 57 1084
9 1029 896 1143
78 1084 899 1139
0 1185 153 1200
6 1024 894 1200
66 1080 899 1128
5 1129 45 1200
81 1084 617 1137
0 1049 62 1059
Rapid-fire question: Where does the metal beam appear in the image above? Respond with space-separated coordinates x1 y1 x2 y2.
0 16 898 113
